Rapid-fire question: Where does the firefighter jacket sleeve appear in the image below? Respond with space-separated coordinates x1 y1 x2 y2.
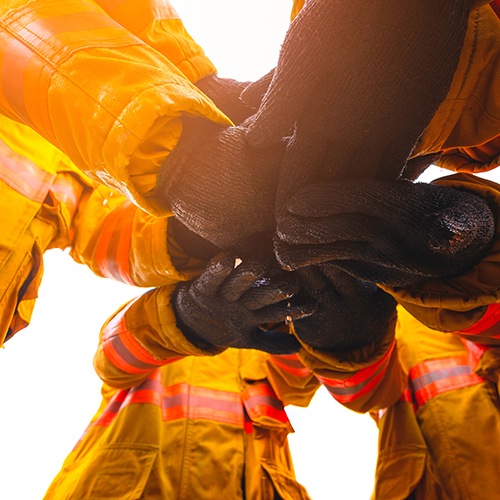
289 309 407 414
0 0 231 217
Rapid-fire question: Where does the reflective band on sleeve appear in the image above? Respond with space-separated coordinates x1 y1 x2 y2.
0 1 140 138
410 356 485 407
0 137 54 202
101 0 180 20
315 339 395 404
491 0 500 19
49 174 84 219
102 299 181 374
242 382 290 425
454 303 500 338
461 339 491 372
270 354 312 377
96 201 136 285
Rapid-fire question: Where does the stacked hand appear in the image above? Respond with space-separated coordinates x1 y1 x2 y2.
275 179 495 287
173 252 317 354
292 265 397 352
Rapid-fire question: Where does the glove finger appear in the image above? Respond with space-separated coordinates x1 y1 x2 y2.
255 296 318 325
295 266 334 303
193 252 236 296
249 329 302 355
240 273 300 310
219 254 271 302
325 260 430 287
240 68 275 109
277 212 376 245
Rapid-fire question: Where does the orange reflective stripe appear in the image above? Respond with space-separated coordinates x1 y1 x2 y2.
96 201 136 285
0 0 140 139
270 354 311 377
462 339 491 371
0 137 55 202
49 174 84 219
101 0 180 34
491 0 500 19
316 339 395 404
454 303 500 338
410 356 485 407
102 299 180 374
242 383 290 424
72 388 129 451
162 383 244 426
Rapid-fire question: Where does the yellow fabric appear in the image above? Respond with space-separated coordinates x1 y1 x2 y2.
0 117 202 345
44 350 315 500
372 308 500 499
0 0 231 217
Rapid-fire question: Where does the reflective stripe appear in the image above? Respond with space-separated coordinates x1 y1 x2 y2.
462 339 491 372
270 354 311 377
102 299 181 374
0 0 141 137
49 173 84 219
0 137 54 202
72 370 161 450
242 383 290 425
491 0 500 19
454 303 500 338
102 0 180 21
316 339 395 404
410 356 485 407
96 201 136 285
162 383 244 426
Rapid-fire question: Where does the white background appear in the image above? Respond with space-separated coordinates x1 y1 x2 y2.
1 2 498 499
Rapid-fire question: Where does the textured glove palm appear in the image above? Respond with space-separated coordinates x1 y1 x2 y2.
292 266 397 352
276 179 495 287
173 252 317 354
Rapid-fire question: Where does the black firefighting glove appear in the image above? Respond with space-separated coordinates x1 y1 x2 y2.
275 179 495 287
158 116 284 249
195 73 253 126
292 265 397 352
173 252 317 354
243 0 472 218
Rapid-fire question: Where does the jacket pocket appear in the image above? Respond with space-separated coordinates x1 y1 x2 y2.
44 444 158 500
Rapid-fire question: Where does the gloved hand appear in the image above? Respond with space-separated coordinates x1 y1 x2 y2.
195 74 253 125
173 252 317 354
292 265 397 352
158 116 284 249
243 0 472 217
275 179 495 287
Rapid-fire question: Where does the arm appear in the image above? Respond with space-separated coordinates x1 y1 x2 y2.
0 0 230 217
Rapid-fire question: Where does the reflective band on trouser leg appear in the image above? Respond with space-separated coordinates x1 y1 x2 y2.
315 339 396 404
101 298 181 374
0 137 54 202
95 201 137 285
270 354 312 377
453 303 500 339
410 355 485 407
